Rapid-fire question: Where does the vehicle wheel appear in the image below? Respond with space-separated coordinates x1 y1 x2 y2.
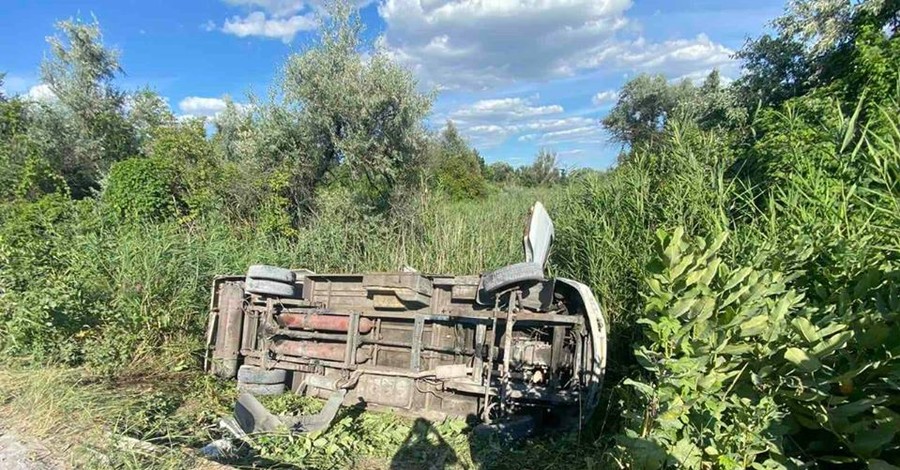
237 365 287 385
247 265 296 283
237 383 286 396
480 262 544 294
245 278 297 297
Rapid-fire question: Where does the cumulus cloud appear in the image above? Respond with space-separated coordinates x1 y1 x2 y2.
178 96 247 119
213 0 376 42
378 0 737 90
222 11 316 42
516 118 604 145
592 90 618 106
224 0 306 17
577 34 737 78
26 84 56 102
444 97 603 148
452 98 563 120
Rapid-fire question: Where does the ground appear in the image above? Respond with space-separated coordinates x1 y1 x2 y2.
0 425 59 470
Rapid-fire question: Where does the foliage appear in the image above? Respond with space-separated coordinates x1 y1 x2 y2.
33 18 136 197
128 87 175 146
103 157 178 222
617 229 798 469
280 0 432 210
430 121 488 200
735 0 899 108
603 71 745 154
485 161 516 184
0 195 100 362
518 148 564 187
601 74 694 148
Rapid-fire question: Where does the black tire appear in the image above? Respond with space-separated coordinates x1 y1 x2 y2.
237 383 286 396
481 262 544 293
237 365 287 385
247 265 296 283
245 278 297 298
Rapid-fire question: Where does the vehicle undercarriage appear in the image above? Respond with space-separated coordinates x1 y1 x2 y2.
205 202 606 434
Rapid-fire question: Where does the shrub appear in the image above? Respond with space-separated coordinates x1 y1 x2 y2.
0 195 101 362
103 157 177 222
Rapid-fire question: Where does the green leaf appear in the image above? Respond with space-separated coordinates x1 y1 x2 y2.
670 253 696 280
722 266 753 292
698 257 722 287
670 296 697 318
868 459 900 470
670 438 702 469
812 330 853 359
740 315 768 337
850 428 896 457
784 347 821 372
722 283 751 308
791 317 820 343
624 378 656 397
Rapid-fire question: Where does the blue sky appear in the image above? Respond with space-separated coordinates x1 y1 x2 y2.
1 0 786 168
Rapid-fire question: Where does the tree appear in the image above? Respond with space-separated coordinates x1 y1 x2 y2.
735 0 900 108
128 88 175 147
519 149 562 187
602 74 694 149
280 0 432 210
30 18 136 197
734 31 813 108
485 161 515 184
430 121 487 200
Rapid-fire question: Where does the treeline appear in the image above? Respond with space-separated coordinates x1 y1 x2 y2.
0 6 561 234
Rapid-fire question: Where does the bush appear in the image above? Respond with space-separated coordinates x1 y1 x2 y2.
103 157 178 222
0 195 101 362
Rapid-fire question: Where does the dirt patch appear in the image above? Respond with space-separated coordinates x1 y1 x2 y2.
0 427 61 470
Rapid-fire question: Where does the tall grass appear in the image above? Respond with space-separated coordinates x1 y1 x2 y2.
555 91 900 465
0 185 559 371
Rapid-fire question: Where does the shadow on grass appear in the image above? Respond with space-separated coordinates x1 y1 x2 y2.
389 418 460 470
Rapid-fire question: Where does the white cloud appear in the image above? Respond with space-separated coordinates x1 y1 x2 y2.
443 96 570 147
224 0 373 16
592 90 618 106
452 98 563 120
26 84 56 102
516 118 604 145
578 34 737 78
178 96 248 120
214 0 376 41
225 0 305 17
443 97 604 148
378 0 737 90
222 11 316 42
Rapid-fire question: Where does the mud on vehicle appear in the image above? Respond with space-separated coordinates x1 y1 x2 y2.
205 202 606 435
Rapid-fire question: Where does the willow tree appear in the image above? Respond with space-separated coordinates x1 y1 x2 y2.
280 0 433 210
